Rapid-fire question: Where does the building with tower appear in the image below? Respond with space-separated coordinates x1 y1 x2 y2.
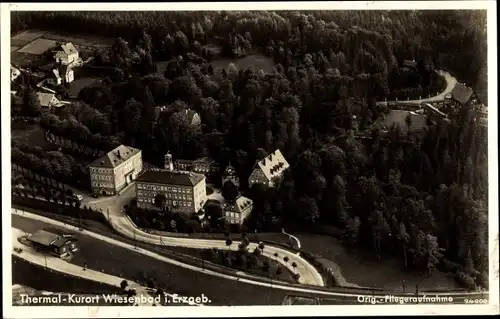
135 152 207 214
222 163 239 188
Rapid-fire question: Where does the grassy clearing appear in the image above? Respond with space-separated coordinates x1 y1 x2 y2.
166 246 297 284
210 54 275 74
295 233 460 292
17 38 58 55
40 30 114 49
11 30 47 47
380 110 428 132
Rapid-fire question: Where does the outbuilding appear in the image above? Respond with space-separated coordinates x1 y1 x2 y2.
26 229 78 258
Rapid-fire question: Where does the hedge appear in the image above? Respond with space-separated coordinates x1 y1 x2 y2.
12 195 107 224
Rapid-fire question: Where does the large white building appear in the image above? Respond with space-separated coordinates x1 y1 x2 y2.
88 145 143 196
135 169 207 214
248 149 290 188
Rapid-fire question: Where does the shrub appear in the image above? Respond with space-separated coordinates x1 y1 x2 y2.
437 258 462 273
455 270 476 290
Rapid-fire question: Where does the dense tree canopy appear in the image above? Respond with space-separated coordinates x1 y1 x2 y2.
12 10 488 287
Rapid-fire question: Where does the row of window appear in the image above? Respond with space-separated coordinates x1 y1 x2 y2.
138 198 192 207
92 174 112 181
91 168 112 174
226 218 241 225
225 211 241 218
138 191 191 201
137 184 192 194
92 182 113 188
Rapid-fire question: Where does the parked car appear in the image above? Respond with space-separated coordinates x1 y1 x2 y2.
73 194 84 201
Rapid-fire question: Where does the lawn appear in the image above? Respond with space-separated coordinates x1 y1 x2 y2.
12 214 288 306
40 30 114 49
294 232 460 292
380 110 428 132
166 246 298 284
210 54 275 74
11 29 47 48
17 38 57 55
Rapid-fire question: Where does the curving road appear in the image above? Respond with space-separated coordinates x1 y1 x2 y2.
376 70 457 106
103 203 324 286
11 209 490 306
75 185 324 287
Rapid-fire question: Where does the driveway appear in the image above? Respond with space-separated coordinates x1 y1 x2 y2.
377 70 457 106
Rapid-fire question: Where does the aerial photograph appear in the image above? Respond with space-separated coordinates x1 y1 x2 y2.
7 7 492 311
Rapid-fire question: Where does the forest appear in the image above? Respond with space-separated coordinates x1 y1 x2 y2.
11 10 488 288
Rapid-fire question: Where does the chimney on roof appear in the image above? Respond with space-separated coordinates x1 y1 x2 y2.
116 150 121 159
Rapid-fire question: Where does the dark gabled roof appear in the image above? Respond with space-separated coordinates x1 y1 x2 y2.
402 60 417 68
27 230 59 246
89 145 141 168
51 236 75 248
175 159 194 165
136 169 205 186
450 83 474 104
225 196 253 214
193 157 215 165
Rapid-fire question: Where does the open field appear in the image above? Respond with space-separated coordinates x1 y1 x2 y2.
11 30 47 47
41 30 114 49
18 38 57 55
210 54 275 74
13 214 288 306
295 233 461 292
380 110 428 132
166 246 298 284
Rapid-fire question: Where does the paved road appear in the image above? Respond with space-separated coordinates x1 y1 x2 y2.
11 210 491 306
105 202 324 286
76 183 324 286
376 70 457 106
11 212 288 306
12 228 159 306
